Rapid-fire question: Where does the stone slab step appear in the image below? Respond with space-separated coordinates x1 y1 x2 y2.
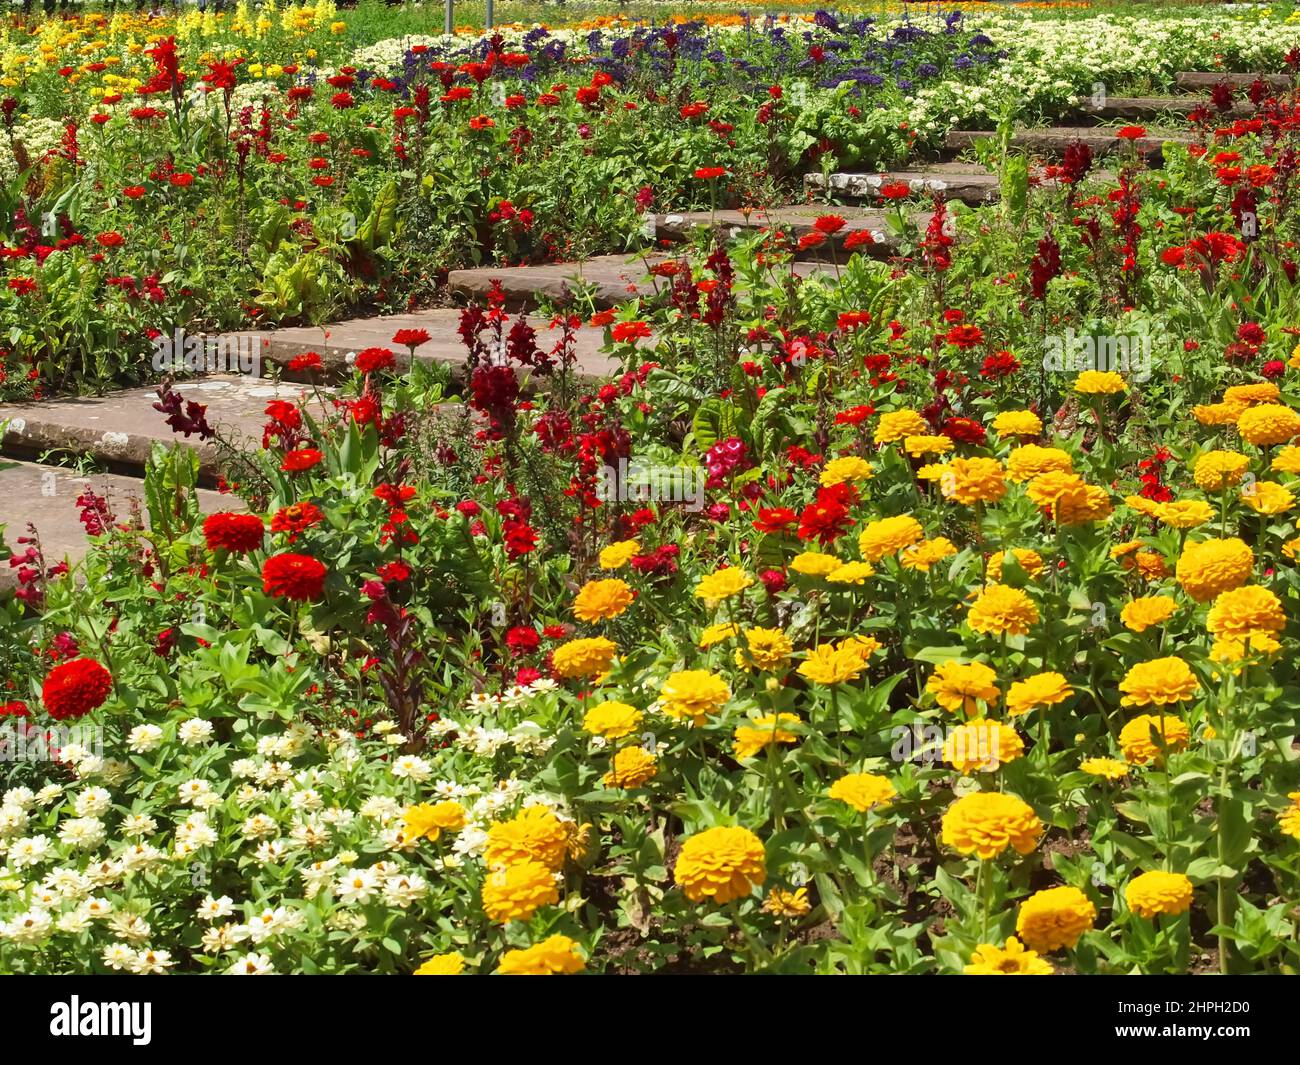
1073 95 1251 120
804 167 1000 205
0 458 236 595
447 253 837 311
944 127 1191 162
0 376 336 485
230 308 619 384
1175 71 1292 91
652 205 912 259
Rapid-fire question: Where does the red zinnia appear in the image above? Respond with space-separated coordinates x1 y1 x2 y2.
203 512 265 554
270 501 324 540
392 328 430 349
694 166 726 180
355 346 396 373
611 321 651 343
262 553 327 601
281 448 323 473
42 658 113 720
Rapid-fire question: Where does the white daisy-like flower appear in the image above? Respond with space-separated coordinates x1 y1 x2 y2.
226 952 275 975
126 724 164 753
334 867 379 905
177 718 216 745
101 942 136 970
390 755 432 781
198 894 235 921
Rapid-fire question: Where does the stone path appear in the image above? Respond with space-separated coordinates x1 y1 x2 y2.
1175 72 1291 91
232 308 618 381
0 376 335 484
0 458 236 594
944 126 1191 162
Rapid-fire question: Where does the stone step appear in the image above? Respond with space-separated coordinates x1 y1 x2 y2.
652 205 910 259
944 127 1191 163
447 253 838 311
0 376 336 485
1072 95 1251 121
804 167 1000 205
0 458 236 595
1175 71 1292 91
230 308 619 384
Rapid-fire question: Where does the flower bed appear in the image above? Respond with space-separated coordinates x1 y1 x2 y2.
4 57 1300 973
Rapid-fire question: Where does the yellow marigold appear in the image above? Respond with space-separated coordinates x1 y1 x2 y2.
1119 714 1190 764
1211 633 1282 665
1271 444 1300 475
820 455 874 486
1123 494 1162 519
1176 537 1253 602
603 746 657 789
927 660 1000 716
1206 585 1285 640
582 701 643 739
1242 479 1295 514
1111 539 1143 561
1016 886 1097 952
1292 341 1300 370
734 627 792 671
1194 450 1249 491
1026 470 1087 510
901 536 958 572
858 514 924 562
1125 870 1194 919
698 621 740 648
497 934 585 975
916 462 949 482
1007 444 1074 483
967 583 1039 637
1156 499 1213 529
1074 370 1126 395
1278 792 1300 841
674 825 766 904
903 433 955 458
943 719 1025 773
1119 657 1200 707
413 952 464 975
964 937 1054 975
761 886 811 918
840 634 882 661
1286 535 1300 561
826 560 876 585
1237 402 1300 447
791 550 842 577
573 578 635 622
1080 757 1129 780
874 409 930 444
1193 401 1247 426
941 792 1043 859
987 548 1045 581
991 409 1043 437
940 457 1007 505
481 859 560 923
1005 672 1073 717
732 713 801 761
829 772 896 812
1135 551 1170 581
598 539 640 570
552 637 617 679
485 806 571 871
660 669 730 724
797 643 868 685
693 567 753 603
1059 484 1113 524
1121 596 1177 633
398 801 467 844
1224 382 1280 406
